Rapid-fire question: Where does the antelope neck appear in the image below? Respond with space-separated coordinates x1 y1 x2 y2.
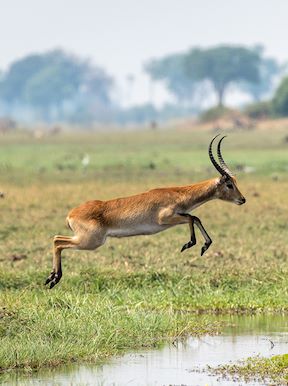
182 178 219 209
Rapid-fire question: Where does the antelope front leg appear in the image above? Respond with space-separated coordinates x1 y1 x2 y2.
179 214 212 256
158 209 198 253
193 216 212 256
178 213 197 252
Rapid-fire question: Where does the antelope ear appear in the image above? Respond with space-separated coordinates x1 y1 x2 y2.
216 176 225 186
220 175 230 183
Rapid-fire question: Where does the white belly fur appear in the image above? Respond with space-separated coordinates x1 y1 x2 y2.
107 223 170 238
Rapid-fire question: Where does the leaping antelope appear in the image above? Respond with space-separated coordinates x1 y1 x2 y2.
45 135 246 289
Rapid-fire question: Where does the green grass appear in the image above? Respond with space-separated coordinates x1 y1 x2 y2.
0 288 221 373
213 354 288 384
0 129 287 183
0 128 287 375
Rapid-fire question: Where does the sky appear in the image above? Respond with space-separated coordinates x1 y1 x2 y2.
1 0 288 106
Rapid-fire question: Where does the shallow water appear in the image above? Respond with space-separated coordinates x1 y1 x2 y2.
3 315 288 386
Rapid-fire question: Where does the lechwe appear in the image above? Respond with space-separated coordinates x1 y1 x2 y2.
45 135 246 288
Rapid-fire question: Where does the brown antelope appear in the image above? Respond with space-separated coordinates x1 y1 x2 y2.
45 135 246 288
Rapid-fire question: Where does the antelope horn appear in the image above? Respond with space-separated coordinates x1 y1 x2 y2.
217 136 233 177
208 135 230 177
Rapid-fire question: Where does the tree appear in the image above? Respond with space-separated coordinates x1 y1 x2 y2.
0 50 114 122
184 46 261 106
145 45 279 108
273 76 288 116
240 57 281 101
145 53 201 106
0 54 45 104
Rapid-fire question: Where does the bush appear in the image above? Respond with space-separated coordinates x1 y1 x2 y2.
199 106 236 122
273 76 288 116
244 100 273 119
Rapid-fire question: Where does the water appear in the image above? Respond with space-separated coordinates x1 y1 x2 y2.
3 315 288 386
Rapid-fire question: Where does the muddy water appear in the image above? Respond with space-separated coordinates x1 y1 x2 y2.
3 315 288 385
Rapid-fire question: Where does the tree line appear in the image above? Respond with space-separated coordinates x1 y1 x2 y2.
145 45 281 107
0 45 287 124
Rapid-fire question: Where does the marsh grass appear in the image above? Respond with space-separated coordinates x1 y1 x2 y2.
213 354 288 384
0 129 287 374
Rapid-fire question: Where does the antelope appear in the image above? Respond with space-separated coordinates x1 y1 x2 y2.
45 135 246 289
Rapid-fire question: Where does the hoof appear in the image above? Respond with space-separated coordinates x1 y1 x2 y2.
181 240 195 252
48 273 62 289
45 271 55 285
45 271 62 289
200 241 212 256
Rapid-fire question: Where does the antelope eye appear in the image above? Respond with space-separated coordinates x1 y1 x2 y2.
226 182 233 189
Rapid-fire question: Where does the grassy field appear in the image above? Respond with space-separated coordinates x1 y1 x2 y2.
0 128 287 375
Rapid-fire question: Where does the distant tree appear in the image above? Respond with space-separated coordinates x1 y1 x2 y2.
145 54 201 106
146 45 279 108
243 59 281 102
0 50 114 122
239 57 281 101
184 46 261 106
0 54 44 103
273 76 288 116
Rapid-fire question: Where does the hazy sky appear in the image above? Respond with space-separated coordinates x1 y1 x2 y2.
1 0 288 106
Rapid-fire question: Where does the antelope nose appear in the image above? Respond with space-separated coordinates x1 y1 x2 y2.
241 197 246 204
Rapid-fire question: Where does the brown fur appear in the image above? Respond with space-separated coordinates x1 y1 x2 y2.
45 176 245 288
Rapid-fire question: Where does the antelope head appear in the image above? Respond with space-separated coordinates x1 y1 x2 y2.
209 135 246 205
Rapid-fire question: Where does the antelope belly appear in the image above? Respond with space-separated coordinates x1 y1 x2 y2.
107 223 168 238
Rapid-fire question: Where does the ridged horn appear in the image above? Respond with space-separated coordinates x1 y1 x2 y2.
209 135 227 176
217 136 233 177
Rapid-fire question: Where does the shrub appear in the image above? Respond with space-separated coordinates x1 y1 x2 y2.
199 106 236 122
273 76 288 116
244 100 273 119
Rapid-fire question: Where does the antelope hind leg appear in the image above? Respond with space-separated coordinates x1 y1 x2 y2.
45 235 78 289
45 231 106 289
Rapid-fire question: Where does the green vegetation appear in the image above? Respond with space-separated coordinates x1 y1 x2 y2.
0 287 220 373
0 45 282 124
274 76 288 116
213 354 288 384
244 75 288 120
244 100 273 119
0 129 287 375
199 106 236 122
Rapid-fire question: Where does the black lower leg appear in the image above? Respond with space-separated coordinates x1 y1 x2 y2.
178 213 197 252
45 270 55 285
48 270 62 289
45 243 63 289
193 217 212 256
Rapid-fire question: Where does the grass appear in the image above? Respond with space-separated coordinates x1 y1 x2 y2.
0 128 288 375
0 289 221 373
213 354 288 384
